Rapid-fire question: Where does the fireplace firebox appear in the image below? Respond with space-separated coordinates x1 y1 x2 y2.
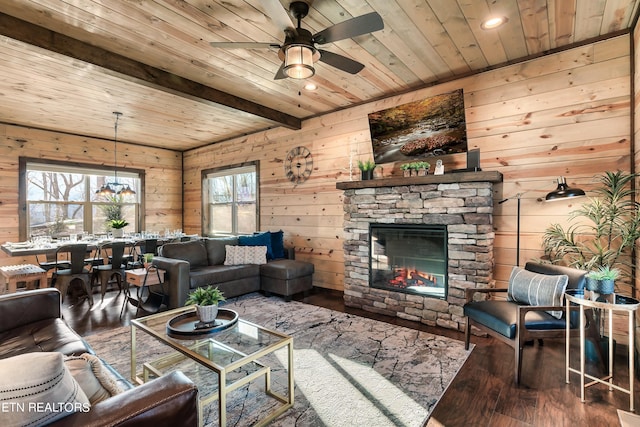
369 224 448 299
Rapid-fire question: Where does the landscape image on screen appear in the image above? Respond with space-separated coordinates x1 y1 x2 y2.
368 89 467 164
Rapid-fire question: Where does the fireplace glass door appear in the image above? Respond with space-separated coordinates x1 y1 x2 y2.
369 224 447 299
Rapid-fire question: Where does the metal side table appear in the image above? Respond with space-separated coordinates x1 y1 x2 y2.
565 289 639 411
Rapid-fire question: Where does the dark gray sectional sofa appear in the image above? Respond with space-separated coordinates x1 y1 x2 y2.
153 236 314 308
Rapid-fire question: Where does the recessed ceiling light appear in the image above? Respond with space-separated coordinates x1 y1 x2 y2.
304 82 318 91
481 16 508 30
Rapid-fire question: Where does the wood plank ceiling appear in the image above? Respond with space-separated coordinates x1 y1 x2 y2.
0 0 638 151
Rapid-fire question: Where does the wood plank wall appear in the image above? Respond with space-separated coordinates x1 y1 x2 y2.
635 24 640 299
183 35 631 292
0 124 183 266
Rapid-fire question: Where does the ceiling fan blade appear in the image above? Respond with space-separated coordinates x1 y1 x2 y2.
313 12 383 45
261 0 297 35
317 49 364 74
210 42 280 49
274 63 287 80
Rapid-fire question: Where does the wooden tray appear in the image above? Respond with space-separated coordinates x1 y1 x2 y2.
166 308 238 339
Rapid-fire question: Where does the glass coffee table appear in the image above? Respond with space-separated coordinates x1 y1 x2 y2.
130 306 294 426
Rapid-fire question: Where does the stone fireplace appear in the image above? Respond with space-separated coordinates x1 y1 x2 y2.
336 171 502 332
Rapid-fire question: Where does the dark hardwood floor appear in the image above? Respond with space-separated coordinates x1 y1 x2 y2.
62 287 636 426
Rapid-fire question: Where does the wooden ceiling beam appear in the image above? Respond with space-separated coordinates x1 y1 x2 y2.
0 12 301 130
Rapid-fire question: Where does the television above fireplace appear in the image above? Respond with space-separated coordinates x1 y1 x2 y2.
367 88 467 164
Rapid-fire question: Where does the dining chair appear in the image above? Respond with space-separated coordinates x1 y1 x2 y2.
35 248 71 273
52 243 93 306
91 241 127 301
126 239 159 269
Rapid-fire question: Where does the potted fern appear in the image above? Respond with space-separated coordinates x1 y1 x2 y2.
184 286 226 323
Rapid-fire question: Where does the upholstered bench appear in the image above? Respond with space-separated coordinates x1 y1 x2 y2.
260 259 314 301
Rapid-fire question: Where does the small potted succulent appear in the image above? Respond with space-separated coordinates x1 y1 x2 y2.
184 285 226 323
414 161 431 176
143 253 154 270
401 161 431 177
586 266 619 294
357 159 376 180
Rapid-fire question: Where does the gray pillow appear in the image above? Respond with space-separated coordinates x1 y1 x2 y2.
507 266 568 319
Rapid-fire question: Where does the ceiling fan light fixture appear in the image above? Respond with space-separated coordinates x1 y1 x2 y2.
284 44 315 79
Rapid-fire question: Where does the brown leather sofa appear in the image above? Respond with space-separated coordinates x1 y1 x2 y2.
0 288 199 426
154 237 314 308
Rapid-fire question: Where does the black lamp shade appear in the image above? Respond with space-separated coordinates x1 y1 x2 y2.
545 176 585 201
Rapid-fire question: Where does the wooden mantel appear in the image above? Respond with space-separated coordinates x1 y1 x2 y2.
336 170 503 190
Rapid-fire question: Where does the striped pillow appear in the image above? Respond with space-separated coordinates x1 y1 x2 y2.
0 352 90 426
507 266 569 319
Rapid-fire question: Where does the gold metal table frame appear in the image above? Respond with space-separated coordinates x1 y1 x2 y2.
131 306 294 426
565 290 639 411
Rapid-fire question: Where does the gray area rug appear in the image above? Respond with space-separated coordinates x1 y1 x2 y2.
84 293 472 426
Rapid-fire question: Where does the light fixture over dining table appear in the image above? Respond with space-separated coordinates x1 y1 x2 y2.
95 111 136 196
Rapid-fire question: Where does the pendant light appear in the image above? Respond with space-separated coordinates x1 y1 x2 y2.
96 112 136 196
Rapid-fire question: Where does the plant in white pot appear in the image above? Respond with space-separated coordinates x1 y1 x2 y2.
184 286 226 323
108 219 129 238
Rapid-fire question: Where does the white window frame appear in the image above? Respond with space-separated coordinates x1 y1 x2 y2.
202 162 259 236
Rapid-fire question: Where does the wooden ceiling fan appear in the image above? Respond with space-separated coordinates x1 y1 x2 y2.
210 0 384 79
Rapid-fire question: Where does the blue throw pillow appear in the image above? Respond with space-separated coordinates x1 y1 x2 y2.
270 230 285 259
239 232 273 260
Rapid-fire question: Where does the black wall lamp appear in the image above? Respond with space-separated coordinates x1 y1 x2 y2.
545 176 586 201
500 176 585 266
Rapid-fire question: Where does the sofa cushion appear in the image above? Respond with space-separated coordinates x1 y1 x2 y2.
507 266 568 319
161 240 208 268
0 318 89 359
224 245 267 265
0 352 90 426
239 232 273 260
189 264 260 289
260 259 314 280
64 353 123 405
204 237 238 265
269 230 285 259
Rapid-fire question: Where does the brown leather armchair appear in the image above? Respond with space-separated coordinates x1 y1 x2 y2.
0 289 199 426
464 262 587 384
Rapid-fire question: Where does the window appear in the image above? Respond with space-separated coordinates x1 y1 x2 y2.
23 160 142 238
203 163 258 236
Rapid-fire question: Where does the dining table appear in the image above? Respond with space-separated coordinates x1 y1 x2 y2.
1 234 198 259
